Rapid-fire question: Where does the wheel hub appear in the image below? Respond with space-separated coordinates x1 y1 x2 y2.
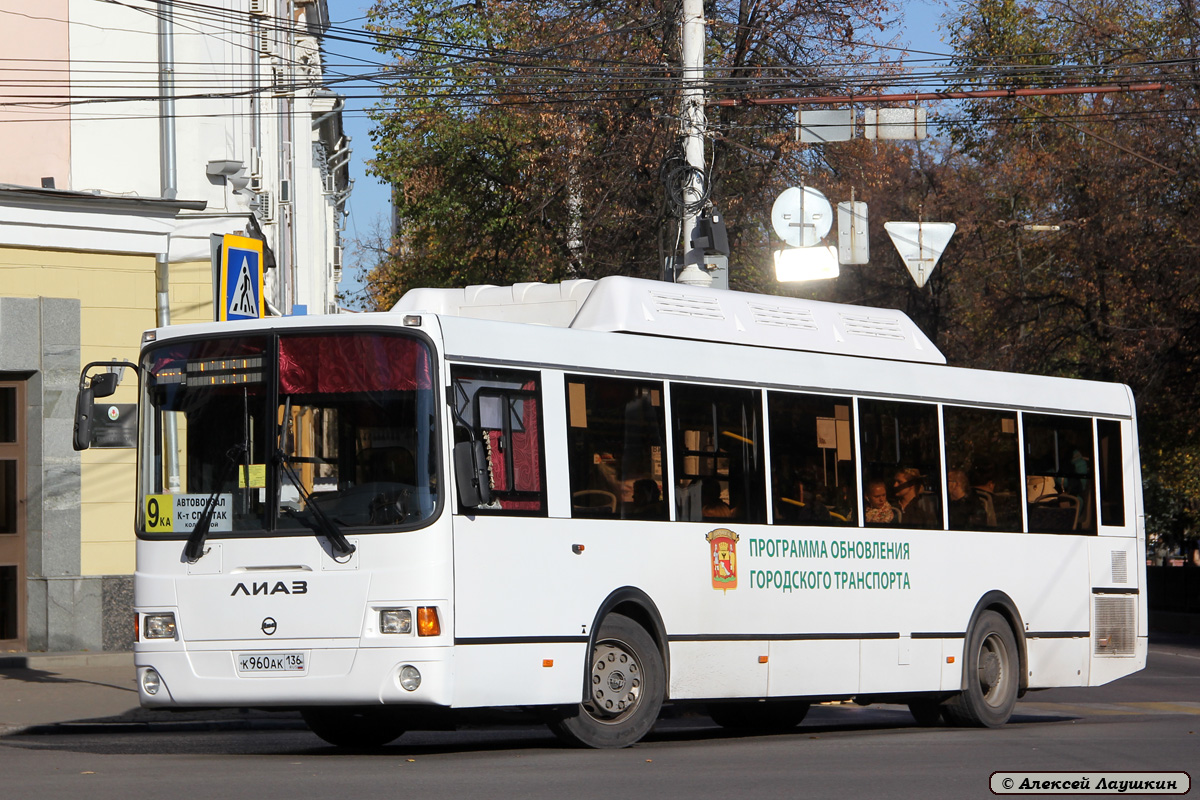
587 642 642 720
978 633 1009 704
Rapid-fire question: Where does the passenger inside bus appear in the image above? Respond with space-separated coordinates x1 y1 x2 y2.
947 469 987 529
970 470 999 527
893 468 938 527
864 479 900 525
627 478 664 518
700 476 733 519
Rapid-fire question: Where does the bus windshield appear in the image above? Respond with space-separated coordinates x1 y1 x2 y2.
138 330 438 538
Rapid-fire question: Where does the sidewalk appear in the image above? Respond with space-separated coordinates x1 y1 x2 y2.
0 652 304 737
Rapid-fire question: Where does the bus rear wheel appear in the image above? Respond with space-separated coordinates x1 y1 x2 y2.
547 613 665 748
301 706 406 748
708 699 810 732
943 610 1019 728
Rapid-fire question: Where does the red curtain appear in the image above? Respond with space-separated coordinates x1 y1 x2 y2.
486 387 542 511
279 335 431 394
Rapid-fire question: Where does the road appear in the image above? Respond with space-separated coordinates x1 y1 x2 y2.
2 637 1196 800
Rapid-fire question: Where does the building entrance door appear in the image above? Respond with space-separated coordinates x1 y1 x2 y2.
0 380 26 651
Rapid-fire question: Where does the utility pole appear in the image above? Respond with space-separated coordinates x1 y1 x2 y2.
676 0 710 286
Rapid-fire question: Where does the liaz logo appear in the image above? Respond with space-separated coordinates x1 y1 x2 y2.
230 580 308 597
706 528 739 592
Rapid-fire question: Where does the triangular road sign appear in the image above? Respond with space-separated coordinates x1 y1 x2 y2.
884 221 956 288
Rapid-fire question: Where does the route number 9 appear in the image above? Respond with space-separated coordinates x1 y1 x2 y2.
144 495 173 532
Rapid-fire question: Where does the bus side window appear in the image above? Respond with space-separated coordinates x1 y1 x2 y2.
450 366 546 516
767 391 855 525
565 376 666 520
1096 419 1125 527
942 407 1022 532
858 399 943 530
670 383 766 524
1022 413 1096 534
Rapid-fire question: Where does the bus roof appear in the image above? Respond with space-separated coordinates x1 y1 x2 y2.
392 276 946 365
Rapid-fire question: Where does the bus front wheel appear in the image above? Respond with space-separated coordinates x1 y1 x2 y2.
548 613 665 748
301 706 406 748
943 610 1019 728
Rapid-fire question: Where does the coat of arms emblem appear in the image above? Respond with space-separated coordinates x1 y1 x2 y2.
706 528 739 592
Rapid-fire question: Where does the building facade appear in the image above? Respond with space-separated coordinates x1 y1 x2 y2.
0 0 352 652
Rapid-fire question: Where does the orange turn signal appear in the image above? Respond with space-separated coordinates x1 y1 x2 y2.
947 656 955 664
543 659 554 668
759 655 769 664
417 606 441 637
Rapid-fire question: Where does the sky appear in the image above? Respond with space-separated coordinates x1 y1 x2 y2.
323 0 958 303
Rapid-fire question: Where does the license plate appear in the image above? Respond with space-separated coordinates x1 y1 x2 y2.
237 652 305 673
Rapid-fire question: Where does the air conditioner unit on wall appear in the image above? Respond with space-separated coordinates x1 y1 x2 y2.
252 191 274 223
249 0 269 15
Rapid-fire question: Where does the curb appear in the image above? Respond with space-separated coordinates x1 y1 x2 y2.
0 652 134 670
2 716 308 738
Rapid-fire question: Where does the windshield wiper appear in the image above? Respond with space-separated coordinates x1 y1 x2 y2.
277 451 357 557
183 444 245 563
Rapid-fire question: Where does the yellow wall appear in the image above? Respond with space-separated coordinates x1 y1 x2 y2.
1 247 213 576
170 258 215 324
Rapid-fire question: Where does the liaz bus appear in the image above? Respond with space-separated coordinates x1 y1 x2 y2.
74 276 1146 749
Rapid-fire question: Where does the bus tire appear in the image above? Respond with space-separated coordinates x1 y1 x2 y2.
301 706 406 748
942 610 1019 728
547 613 665 748
708 699 810 732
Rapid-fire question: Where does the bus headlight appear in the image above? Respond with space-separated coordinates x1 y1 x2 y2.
379 609 413 635
399 665 421 691
141 668 162 695
144 613 177 640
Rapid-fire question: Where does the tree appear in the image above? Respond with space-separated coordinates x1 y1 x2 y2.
932 0 1200 546
362 0 902 304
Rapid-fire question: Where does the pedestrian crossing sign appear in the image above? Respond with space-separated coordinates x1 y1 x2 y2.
219 234 264 321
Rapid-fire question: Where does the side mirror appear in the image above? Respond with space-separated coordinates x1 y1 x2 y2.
73 361 139 451
90 372 119 399
73 385 95 451
454 440 493 508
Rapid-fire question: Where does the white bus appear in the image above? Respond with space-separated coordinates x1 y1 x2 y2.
75 276 1147 748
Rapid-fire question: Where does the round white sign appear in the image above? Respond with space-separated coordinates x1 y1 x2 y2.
771 186 833 247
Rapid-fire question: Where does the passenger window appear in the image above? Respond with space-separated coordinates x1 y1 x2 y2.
565 376 666 520
1097 419 1126 527
1022 414 1096 533
768 391 855 525
943 407 1022 532
450 367 545 515
671 383 766 524
858 400 942 529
